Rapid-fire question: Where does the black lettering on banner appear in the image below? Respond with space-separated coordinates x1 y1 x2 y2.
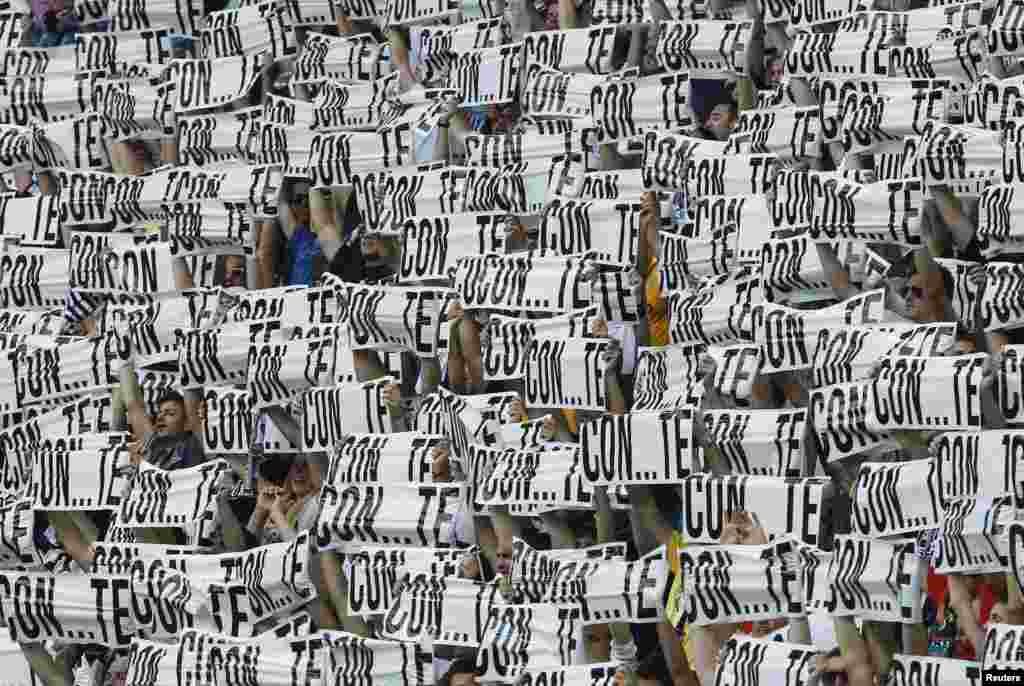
811 323 956 388
449 43 522 107
125 640 170 686
0 572 135 645
830 536 923 622
380 572 445 641
453 254 590 313
477 443 589 508
655 21 751 76
751 290 885 374
539 198 640 266
715 636 815 686
301 378 393 452
759 234 830 299
29 445 129 511
682 475 828 547
870 354 986 431
888 654 980 686
347 554 400 616
477 604 580 681
118 461 230 546
707 344 761 404
810 381 891 463
246 336 334 410
316 482 464 550
934 495 1010 574
678 541 796 625
934 430 1024 502
202 387 252 455
702 409 805 477
345 284 442 356
981 262 1024 333
525 337 608 411
483 308 598 382
851 459 941 537
935 258 984 333
579 410 692 485
326 432 442 486
518 664 618 686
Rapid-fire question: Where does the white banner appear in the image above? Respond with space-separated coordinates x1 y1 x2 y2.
539 197 640 266
680 475 832 548
202 386 252 455
888 655 980 686
714 636 816 686
476 444 589 507
752 289 887 373
302 377 395 452
448 43 522 108
826 535 923 623
935 430 1024 501
323 632 433 686
0 571 136 645
317 482 464 551
29 442 131 511
590 72 691 143
548 551 667 623
579 409 694 485
453 254 592 313
851 459 942 537
868 353 988 431
343 283 444 356
812 323 957 387
701 409 806 477
525 336 610 411
678 539 802 625
247 335 335 410
809 380 895 463
325 432 444 485
655 21 751 77
166 54 265 113
116 460 231 545
476 603 581 681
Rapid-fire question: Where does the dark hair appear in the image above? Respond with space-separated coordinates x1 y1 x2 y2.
257 455 293 485
158 390 185 407
438 658 479 686
635 650 673 686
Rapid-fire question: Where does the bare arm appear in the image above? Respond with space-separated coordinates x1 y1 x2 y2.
119 361 156 441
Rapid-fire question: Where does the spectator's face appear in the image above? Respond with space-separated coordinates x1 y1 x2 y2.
705 105 737 141
990 601 1009 625
768 59 784 84
156 400 187 434
223 256 245 288
495 541 514 576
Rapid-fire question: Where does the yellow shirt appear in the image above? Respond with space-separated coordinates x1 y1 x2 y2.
667 530 697 671
646 259 669 346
